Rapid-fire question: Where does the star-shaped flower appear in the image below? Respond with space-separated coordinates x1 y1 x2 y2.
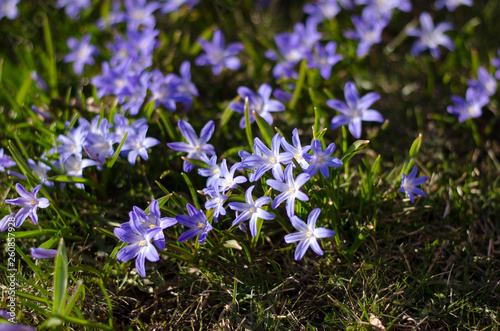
284 208 335 261
399 166 428 203
327 81 383 139
5 184 50 227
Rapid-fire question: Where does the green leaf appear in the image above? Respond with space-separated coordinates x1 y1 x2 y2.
47 175 96 186
254 111 275 146
289 59 307 110
1 229 57 239
341 140 370 164
182 172 201 210
53 238 68 315
244 97 254 150
107 131 127 169
408 133 422 159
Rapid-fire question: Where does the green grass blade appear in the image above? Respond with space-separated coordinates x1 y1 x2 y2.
52 238 68 315
253 111 275 146
244 97 254 150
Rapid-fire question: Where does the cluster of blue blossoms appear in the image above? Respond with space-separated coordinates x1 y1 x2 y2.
8 0 498 282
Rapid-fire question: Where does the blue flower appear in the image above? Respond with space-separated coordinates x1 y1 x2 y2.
304 140 342 178
229 84 285 129
327 81 383 139
114 212 160 277
284 208 335 261
5 184 50 227
167 120 216 172
344 7 389 58
407 12 454 59
62 154 99 190
197 154 221 188
0 148 17 172
84 118 119 164
204 189 227 222
30 247 58 259
266 164 311 217
492 48 500 79
0 0 20 20
447 87 489 123
63 34 99 75
434 0 472 11
215 159 247 193
122 126 160 165
303 0 341 20
307 41 343 80
131 200 177 250
0 213 15 232
159 0 199 14
228 185 275 237
281 128 311 170
467 67 497 97
28 158 54 188
123 0 160 31
175 204 213 244
195 29 244 75
399 166 428 203
239 134 293 182
57 0 91 19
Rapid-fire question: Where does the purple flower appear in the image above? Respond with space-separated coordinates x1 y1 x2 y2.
467 67 497 97
228 185 275 237
265 32 306 79
307 41 343 79
344 7 389 58
159 0 200 14
96 0 127 29
84 118 119 164
407 12 454 59
435 0 472 11
492 48 500 79
167 120 216 172
303 0 341 20
281 128 311 170
57 0 91 19
204 189 227 222
0 148 17 172
57 124 89 163
304 140 342 178
216 159 247 193
123 0 160 30
266 164 311 217
240 134 293 182
122 126 160 165
148 69 189 111
62 154 99 190
294 17 322 51
122 72 151 116
0 213 15 232
175 204 213 244
284 208 335 261
63 34 99 75
355 0 411 17
30 247 58 259
447 87 489 123
28 159 54 188
399 166 428 203
91 61 135 103
229 84 285 129
198 154 221 188
0 0 20 20
195 29 244 75
131 200 177 250
114 212 160 277
174 61 199 110
327 81 383 139
5 184 50 227
30 71 49 92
